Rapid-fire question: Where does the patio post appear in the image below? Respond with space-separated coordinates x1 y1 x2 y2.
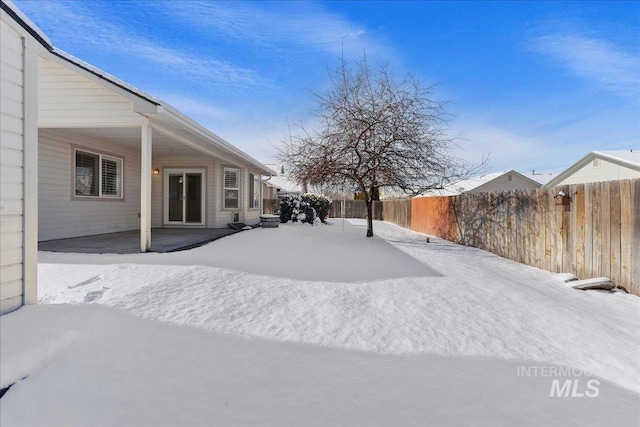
140 119 152 252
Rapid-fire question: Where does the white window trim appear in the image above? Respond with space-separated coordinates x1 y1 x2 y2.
74 148 124 199
249 172 261 210
223 167 240 210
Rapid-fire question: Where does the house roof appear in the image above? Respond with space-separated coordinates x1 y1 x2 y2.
49 50 274 175
262 164 304 193
2 0 275 177
594 150 640 168
544 150 640 187
417 170 542 197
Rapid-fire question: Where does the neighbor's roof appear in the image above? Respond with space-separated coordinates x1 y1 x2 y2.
544 150 640 187
263 164 304 193
522 172 556 186
418 170 541 197
594 150 640 168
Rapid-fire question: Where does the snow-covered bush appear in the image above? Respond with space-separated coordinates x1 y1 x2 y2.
279 194 314 224
279 193 332 224
306 194 332 223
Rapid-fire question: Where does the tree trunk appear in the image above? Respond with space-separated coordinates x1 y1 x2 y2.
365 198 373 237
366 184 374 237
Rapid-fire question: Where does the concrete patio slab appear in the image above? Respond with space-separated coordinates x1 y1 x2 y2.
38 220 440 282
38 228 240 254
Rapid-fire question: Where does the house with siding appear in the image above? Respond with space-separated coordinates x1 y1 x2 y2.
1 1 47 315
1 1 274 314
417 170 543 197
262 164 305 198
544 150 640 187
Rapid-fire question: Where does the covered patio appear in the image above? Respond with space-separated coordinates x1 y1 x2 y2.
36 52 274 254
38 228 240 254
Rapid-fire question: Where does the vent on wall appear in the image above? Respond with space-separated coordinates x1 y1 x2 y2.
233 212 240 222
593 158 600 167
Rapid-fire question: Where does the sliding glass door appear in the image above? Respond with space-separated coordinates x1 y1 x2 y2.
164 169 205 225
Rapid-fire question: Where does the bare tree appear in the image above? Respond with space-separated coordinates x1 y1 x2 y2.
279 55 483 237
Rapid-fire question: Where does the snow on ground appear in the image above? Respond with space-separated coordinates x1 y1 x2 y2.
2 304 638 427
2 219 640 425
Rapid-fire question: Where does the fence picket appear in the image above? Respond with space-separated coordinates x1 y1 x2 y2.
600 182 611 279
609 181 622 286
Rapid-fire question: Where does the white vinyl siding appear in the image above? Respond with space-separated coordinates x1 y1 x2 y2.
249 173 260 209
469 174 541 194
224 168 240 210
554 158 640 186
37 57 145 128
1 11 39 314
74 149 123 198
1 17 25 315
39 130 141 241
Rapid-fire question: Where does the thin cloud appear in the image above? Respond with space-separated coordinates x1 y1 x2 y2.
14 0 258 85
449 118 564 174
155 93 233 122
154 1 394 59
531 32 639 95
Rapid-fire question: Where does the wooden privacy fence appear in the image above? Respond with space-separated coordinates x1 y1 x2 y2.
324 179 638 295
380 199 412 229
410 179 639 296
329 200 383 220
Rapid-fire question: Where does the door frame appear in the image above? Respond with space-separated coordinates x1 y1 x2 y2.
163 168 206 226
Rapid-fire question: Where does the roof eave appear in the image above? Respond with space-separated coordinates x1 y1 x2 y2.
160 106 275 176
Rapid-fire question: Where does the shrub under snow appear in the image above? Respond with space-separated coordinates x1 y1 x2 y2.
279 194 332 224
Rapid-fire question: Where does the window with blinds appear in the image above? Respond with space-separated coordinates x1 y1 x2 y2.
75 151 99 196
75 149 123 198
224 168 239 209
101 157 122 197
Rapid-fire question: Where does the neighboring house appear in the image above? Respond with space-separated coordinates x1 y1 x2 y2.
262 164 304 198
1 1 274 313
418 170 543 197
545 150 640 187
1 1 48 315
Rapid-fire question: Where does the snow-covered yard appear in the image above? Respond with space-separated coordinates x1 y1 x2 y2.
1 219 639 426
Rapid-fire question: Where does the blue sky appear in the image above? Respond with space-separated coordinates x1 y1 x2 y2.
14 0 640 175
